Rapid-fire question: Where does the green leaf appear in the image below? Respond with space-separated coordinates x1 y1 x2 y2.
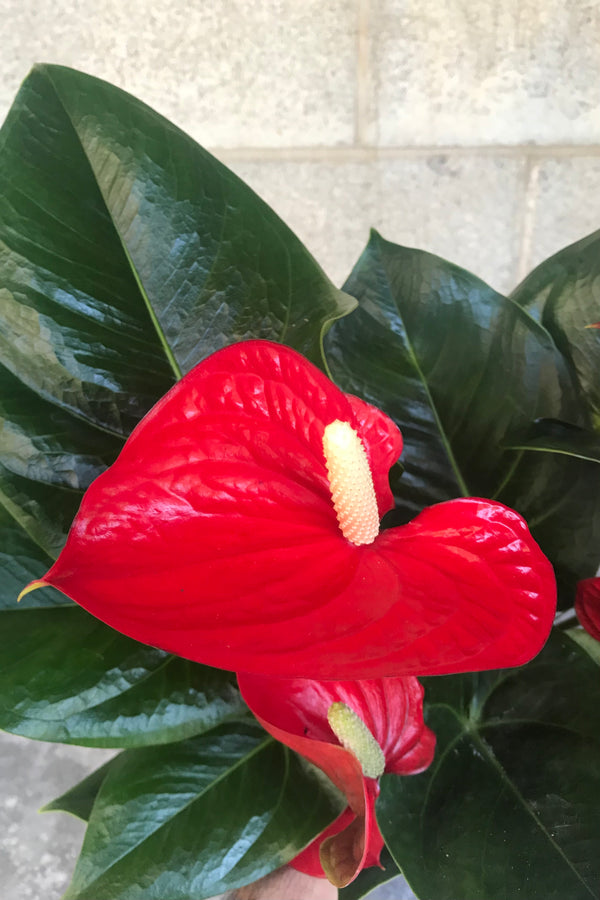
326 232 600 600
63 721 345 900
0 61 353 605
43 757 118 821
566 627 600 667
326 230 577 518
0 606 247 747
507 418 600 464
377 632 600 900
0 63 355 744
511 229 600 428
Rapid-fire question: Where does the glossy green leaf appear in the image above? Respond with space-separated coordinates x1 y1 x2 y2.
326 231 600 600
0 63 355 747
0 606 247 747
377 632 600 900
43 757 118 821
507 418 600 464
63 721 345 900
326 230 577 517
511 229 600 428
0 61 353 608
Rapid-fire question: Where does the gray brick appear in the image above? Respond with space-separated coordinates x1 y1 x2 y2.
228 153 525 295
0 0 357 148
524 157 600 277
371 0 600 146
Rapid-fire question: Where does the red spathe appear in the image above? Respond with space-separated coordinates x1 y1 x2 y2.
28 340 557 678
575 577 600 642
238 674 435 887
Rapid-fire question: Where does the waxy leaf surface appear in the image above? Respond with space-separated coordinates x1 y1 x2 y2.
325 231 599 601
0 605 246 747
507 418 600 465
62 721 345 900
377 632 600 900
0 63 352 732
35 340 556 679
44 758 117 821
0 62 350 601
511 229 600 427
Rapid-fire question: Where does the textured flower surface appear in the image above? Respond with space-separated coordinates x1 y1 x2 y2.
575 577 600 641
20 340 556 678
238 673 435 887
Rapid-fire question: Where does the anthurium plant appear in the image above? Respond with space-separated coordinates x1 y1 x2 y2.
1 64 600 900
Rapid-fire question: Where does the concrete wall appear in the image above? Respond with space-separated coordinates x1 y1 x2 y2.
2 2 600 898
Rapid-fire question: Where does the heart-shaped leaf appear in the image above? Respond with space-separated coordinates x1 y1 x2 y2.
0 605 247 746
377 632 600 900
325 231 600 600
62 721 345 900
510 229 600 428
0 62 354 607
0 63 354 742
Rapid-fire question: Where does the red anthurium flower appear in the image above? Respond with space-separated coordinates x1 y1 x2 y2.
20 340 556 678
575 577 600 642
238 673 435 887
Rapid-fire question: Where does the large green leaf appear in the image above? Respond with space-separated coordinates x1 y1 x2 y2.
0 606 247 747
62 721 345 900
377 632 600 900
0 63 354 742
0 62 353 605
325 230 577 516
325 231 600 599
511 229 600 428
49 760 408 900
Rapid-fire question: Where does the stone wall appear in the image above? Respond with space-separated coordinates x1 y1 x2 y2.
2 2 600 897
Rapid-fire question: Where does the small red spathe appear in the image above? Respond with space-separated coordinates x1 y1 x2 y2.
238 673 435 887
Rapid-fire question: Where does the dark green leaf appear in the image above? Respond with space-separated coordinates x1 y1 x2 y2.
511 229 600 428
63 721 345 900
325 230 578 518
0 606 247 746
496 448 600 604
0 63 355 748
498 418 600 603
377 632 600 900
43 757 118 820
0 509 67 610
0 60 353 606
567 627 600 667
507 418 600 464
327 232 600 601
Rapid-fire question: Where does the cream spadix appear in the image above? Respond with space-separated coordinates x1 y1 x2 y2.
322 419 380 545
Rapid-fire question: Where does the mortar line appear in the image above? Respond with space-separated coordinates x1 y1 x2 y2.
209 143 600 164
355 0 372 146
515 157 540 285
